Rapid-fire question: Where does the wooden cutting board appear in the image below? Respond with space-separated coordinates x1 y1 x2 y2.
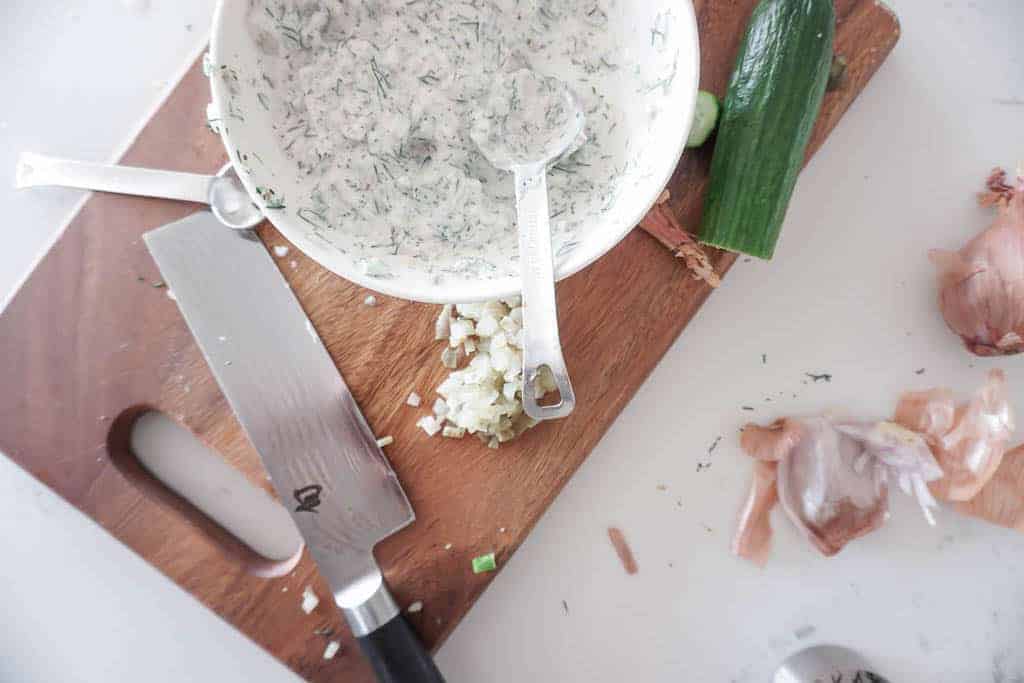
0 1 898 680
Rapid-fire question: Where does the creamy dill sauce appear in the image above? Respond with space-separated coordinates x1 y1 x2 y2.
471 69 585 170
245 0 644 281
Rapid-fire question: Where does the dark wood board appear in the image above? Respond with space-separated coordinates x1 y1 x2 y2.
0 1 899 680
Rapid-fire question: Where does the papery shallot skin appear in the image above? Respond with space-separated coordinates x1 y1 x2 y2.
957 444 1024 532
733 417 889 564
930 169 1024 356
733 415 950 564
894 370 1014 502
775 417 889 556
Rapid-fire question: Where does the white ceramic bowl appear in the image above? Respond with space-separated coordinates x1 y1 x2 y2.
209 0 699 303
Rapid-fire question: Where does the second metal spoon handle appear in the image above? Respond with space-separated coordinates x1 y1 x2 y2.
15 152 214 205
513 164 575 421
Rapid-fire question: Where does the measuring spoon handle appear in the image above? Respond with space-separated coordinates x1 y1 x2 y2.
15 152 214 205
513 164 575 421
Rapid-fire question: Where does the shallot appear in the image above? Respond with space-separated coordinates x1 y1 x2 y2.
930 169 1024 356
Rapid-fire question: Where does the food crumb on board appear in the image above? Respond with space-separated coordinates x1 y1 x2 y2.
472 552 497 574
607 527 638 575
407 601 423 613
364 294 378 306
166 288 177 301
313 626 334 637
498 527 506 533
376 435 394 448
323 641 341 660
444 543 453 550
273 245 290 257
281 586 288 592
301 586 319 614
407 391 422 407
289 259 298 270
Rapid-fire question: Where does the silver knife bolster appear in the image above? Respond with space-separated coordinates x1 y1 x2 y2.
332 550 399 637
341 578 400 637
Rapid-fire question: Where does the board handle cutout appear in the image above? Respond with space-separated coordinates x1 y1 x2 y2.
107 409 304 577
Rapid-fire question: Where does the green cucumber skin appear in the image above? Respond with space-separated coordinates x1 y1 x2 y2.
699 0 835 260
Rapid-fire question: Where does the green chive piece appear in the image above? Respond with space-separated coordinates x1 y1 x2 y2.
471 552 496 574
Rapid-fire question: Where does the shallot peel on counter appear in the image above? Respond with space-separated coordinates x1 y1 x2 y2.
733 371 1014 565
931 169 1024 356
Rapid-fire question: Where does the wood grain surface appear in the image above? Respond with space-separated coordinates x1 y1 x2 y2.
0 1 899 680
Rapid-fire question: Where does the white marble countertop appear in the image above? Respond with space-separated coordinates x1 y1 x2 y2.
2 1 1023 681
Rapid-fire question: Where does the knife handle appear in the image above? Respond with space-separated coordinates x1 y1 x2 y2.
356 613 446 683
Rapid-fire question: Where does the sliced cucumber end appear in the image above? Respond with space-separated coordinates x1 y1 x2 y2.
686 90 720 148
698 233 775 261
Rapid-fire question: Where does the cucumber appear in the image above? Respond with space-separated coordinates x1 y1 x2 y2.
686 90 720 148
698 0 834 259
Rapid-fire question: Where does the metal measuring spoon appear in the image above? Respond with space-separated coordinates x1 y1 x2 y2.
15 152 263 229
775 645 891 683
471 68 585 421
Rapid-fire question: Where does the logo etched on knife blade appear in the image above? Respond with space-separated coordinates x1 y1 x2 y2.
294 484 323 513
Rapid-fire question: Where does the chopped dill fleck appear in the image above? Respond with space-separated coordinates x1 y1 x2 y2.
369 57 390 100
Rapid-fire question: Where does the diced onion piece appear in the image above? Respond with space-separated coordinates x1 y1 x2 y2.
407 601 424 613
442 425 466 438
323 641 341 660
301 586 319 614
376 435 394 447
441 347 459 369
455 303 484 320
476 315 500 337
407 392 422 407
449 319 476 347
534 365 558 396
435 304 453 341
416 415 442 436
432 398 448 416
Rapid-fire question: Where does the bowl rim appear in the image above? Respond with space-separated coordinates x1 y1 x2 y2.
209 0 700 304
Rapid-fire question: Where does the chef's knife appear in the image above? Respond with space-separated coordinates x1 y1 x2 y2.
144 213 444 683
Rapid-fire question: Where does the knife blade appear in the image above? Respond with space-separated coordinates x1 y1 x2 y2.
144 212 444 682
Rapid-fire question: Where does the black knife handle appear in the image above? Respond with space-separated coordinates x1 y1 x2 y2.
356 613 446 683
